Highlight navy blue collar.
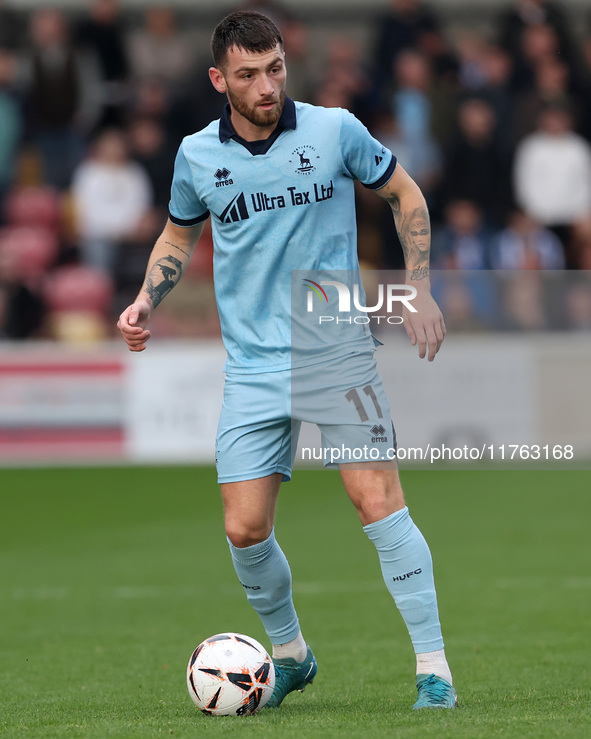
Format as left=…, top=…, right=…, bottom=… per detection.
left=218, top=96, right=296, bottom=155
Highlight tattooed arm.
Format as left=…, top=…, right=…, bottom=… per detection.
left=117, top=219, right=204, bottom=352
left=375, top=164, right=446, bottom=361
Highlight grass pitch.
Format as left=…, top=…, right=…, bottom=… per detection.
left=0, top=466, right=589, bottom=738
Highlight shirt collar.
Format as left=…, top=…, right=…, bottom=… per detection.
left=218, top=96, right=296, bottom=144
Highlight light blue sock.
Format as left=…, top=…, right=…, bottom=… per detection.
left=364, top=507, right=444, bottom=653
left=228, top=529, right=300, bottom=645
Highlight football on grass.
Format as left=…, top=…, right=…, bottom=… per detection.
left=187, top=633, right=275, bottom=716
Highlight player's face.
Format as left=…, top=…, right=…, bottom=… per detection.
left=210, top=44, right=287, bottom=135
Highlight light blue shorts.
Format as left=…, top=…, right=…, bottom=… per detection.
left=216, top=350, right=397, bottom=483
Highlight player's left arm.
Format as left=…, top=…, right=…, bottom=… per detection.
left=374, top=163, right=446, bottom=361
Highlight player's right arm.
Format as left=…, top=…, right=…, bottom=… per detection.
left=117, top=219, right=204, bottom=352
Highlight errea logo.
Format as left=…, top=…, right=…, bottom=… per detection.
left=214, top=167, right=233, bottom=187
left=370, top=424, right=388, bottom=443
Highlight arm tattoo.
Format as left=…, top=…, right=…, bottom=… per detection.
left=164, top=240, right=190, bottom=258
left=385, top=194, right=431, bottom=276
left=145, top=255, right=183, bottom=308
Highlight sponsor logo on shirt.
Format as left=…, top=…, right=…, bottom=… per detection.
left=216, top=182, right=334, bottom=222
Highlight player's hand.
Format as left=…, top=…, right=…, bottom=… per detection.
left=402, top=289, right=446, bottom=361
left=117, top=300, right=152, bottom=352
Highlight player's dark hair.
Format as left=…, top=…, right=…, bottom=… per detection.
left=211, top=10, right=283, bottom=70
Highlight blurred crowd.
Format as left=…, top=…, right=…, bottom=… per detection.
left=1, top=0, right=591, bottom=341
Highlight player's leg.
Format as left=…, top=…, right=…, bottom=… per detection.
left=340, top=463, right=456, bottom=708
left=223, top=474, right=303, bottom=647
left=216, top=371, right=316, bottom=706
left=222, top=475, right=317, bottom=707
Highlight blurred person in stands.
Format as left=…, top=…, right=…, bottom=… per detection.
left=23, top=8, right=101, bottom=190
left=127, top=6, right=195, bottom=90
left=0, top=49, right=22, bottom=214
left=499, top=1, right=575, bottom=85
left=455, top=31, right=490, bottom=92
left=432, top=199, right=495, bottom=270
left=72, top=128, right=152, bottom=274
left=564, top=277, right=591, bottom=331
left=76, top=0, right=129, bottom=130
left=373, top=0, right=443, bottom=94
left=391, top=51, right=444, bottom=187
left=478, top=45, right=515, bottom=154
left=507, top=21, right=580, bottom=96
left=568, top=215, right=591, bottom=270
left=513, top=102, right=591, bottom=264
left=0, top=230, right=45, bottom=339
left=490, top=209, right=565, bottom=269
left=512, top=57, right=576, bottom=143
left=500, top=270, right=548, bottom=330
left=0, top=0, right=24, bottom=50
left=443, top=97, right=512, bottom=226
left=372, top=107, right=441, bottom=197
left=312, top=36, right=372, bottom=123
left=128, top=116, right=176, bottom=214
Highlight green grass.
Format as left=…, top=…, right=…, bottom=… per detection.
left=0, top=467, right=589, bottom=738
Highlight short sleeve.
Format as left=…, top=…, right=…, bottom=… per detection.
left=339, top=109, right=397, bottom=190
left=168, top=143, right=209, bottom=226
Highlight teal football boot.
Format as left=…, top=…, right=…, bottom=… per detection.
left=265, top=646, right=317, bottom=708
left=413, top=673, right=457, bottom=709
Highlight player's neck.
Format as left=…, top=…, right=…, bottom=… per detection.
left=229, top=109, right=278, bottom=142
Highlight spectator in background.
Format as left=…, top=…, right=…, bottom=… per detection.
left=443, top=97, right=512, bottom=225
left=0, top=49, right=22, bottom=211
left=513, top=103, right=591, bottom=264
left=372, top=107, right=441, bottom=197
left=499, top=1, right=575, bottom=86
left=564, top=276, right=591, bottom=330
left=512, top=57, right=574, bottom=143
left=490, top=209, right=565, bottom=269
left=373, top=0, right=443, bottom=94
left=500, top=270, right=548, bottom=330
left=455, top=31, right=490, bottom=91
left=0, top=0, right=24, bottom=50
left=127, top=116, right=176, bottom=213
left=23, top=9, right=101, bottom=190
left=478, top=45, right=515, bottom=154
left=76, top=0, right=129, bottom=130
left=390, top=50, right=444, bottom=184
left=568, top=215, right=591, bottom=270
left=127, top=6, right=195, bottom=89
left=72, top=128, right=152, bottom=274
left=313, top=36, right=371, bottom=122
left=508, top=21, right=580, bottom=97
left=432, top=199, right=495, bottom=269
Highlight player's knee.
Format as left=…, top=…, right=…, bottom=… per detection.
left=353, top=484, right=405, bottom=526
left=225, top=521, right=272, bottom=549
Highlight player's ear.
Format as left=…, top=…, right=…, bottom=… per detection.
left=209, top=67, right=227, bottom=93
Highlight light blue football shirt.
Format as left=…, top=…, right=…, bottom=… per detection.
left=169, top=98, right=396, bottom=373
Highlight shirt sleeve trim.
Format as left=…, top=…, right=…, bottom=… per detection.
left=363, top=154, right=397, bottom=190
left=168, top=210, right=210, bottom=226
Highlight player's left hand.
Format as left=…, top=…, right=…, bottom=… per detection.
left=402, top=289, right=446, bottom=361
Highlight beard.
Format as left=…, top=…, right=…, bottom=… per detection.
left=226, top=85, right=286, bottom=130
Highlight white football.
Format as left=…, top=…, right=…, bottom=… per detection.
left=186, top=632, right=275, bottom=716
